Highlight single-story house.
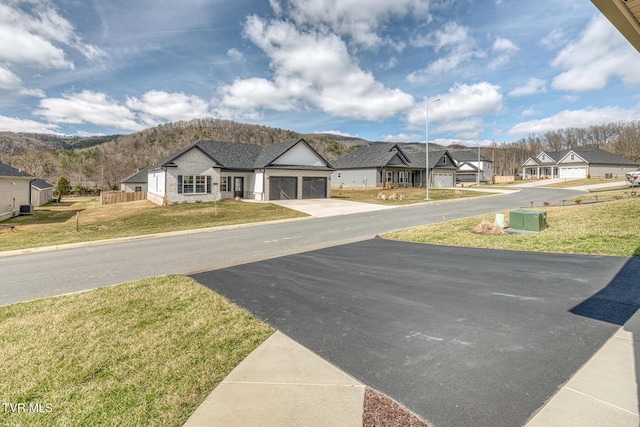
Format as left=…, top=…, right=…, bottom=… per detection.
left=331, top=143, right=457, bottom=189
left=522, top=147, right=639, bottom=179
left=450, top=150, right=494, bottom=183
left=31, top=179, right=54, bottom=206
left=0, top=161, right=33, bottom=221
left=147, top=138, right=333, bottom=205
left=120, top=168, right=148, bottom=193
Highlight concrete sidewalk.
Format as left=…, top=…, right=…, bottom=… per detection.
left=184, top=311, right=639, bottom=426
left=183, top=331, right=365, bottom=426
left=526, top=308, right=640, bottom=427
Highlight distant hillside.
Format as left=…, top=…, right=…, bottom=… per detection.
left=0, top=118, right=361, bottom=190
left=0, top=132, right=117, bottom=155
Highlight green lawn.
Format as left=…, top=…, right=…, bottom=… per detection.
left=0, top=276, right=273, bottom=427
left=332, top=187, right=489, bottom=205
left=0, top=197, right=306, bottom=252
left=383, top=197, right=640, bottom=257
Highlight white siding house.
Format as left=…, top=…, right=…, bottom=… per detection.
left=0, top=162, right=33, bottom=221
left=146, top=138, right=333, bottom=205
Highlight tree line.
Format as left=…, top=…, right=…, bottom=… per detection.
left=484, top=121, right=640, bottom=176
left=0, top=118, right=638, bottom=190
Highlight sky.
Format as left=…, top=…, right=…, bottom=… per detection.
left=1, top=0, right=640, bottom=145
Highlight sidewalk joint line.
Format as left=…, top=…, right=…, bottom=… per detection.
left=564, top=387, right=639, bottom=416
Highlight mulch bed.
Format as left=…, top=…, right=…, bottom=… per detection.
left=363, top=387, right=430, bottom=427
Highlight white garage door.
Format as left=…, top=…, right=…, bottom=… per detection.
left=433, top=173, right=454, bottom=188
left=559, top=167, right=587, bottom=178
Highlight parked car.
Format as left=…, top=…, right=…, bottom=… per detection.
left=626, top=169, right=640, bottom=186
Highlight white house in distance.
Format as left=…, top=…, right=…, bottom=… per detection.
left=0, top=161, right=33, bottom=221
left=449, top=149, right=494, bottom=184
left=522, top=147, right=638, bottom=179
left=31, top=179, right=54, bottom=206
left=331, top=143, right=457, bottom=189
left=147, top=138, right=333, bottom=205
left=120, top=168, right=148, bottom=193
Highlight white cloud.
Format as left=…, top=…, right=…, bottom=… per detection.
left=552, top=15, right=640, bottom=92
left=313, top=129, right=360, bottom=138
left=227, top=48, right=244, bottom=61
left=0, top=3, right=104, bottom=69
left=35, top=90, right=145, bottom=131
left=216, top=17, right=414, bottom=120
left=382, top=133, right=421, bottom=142
left=509, top=105, right=640, bottom=136
left=407, top=22, right=484, bottom=82
left=0, top=115, right=61, bottom=133
left=540, top=28, right=567, bottom=50
left=0, top=65, right=24, bottom=90
left=0, top=64, right=45, bottom=97
left=489, top=37, right=519, bottom=69
left=275, top=0, right=431, bottom=49
left=126, top=90, right=210, bottom=124
left=406, top=82, right=504, bottom=139
left=508, top=78, right=547, bottom=97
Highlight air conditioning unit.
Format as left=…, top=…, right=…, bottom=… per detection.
left=19, top=205, right=34, bottom=215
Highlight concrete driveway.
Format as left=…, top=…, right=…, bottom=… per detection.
left=191, top=238, right=640, bottom=427
left=270, top=198, right=397, bottom=217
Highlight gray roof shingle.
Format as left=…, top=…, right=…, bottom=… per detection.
left=31, top=179, right=54, bottom=189
left=0, top=161, right=33, bottom=178
left=149, top=138, right=332, bottom=171
left=332, top=144, right=412, bottom=169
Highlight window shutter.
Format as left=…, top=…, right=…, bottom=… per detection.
left=177, top=175, right=183, bottom=194
left=207, top=176, right=212, bottom=194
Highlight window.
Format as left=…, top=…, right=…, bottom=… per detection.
left=386, top=171, right=393, bottom=182
left=570, top=154, right=575, bottom=161
left=178, top=175, right=211, bottom=194
left=442, top=156, right=447, bottom=164
left=399, top=172, right=405, bottom=183
left=135, top=186, right=142, bottom=192
left=220, top=176, right=231, bottom=192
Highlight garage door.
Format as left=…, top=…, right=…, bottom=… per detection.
left=433, top=173, right=454, bottom=188
left=302, top=177, right=327, bottom=199
left=270, top=177, right=297, bottom=200
left=559, top=167, right=587, bottom=178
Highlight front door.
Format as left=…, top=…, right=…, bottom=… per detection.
left=234, top=177, right=244, bottom=198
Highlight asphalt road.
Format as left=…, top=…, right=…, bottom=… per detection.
left=191, top=238, right=640, bottom=427
left=0, top=187, right=580, bottom=306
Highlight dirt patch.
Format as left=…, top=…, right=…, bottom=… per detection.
left=472, top=220, right=507, bottom=235
left=363, top=387, right=430, bottom=426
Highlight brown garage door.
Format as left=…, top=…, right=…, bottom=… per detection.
left=302, top=177, right=327, bottom=199
left=269, top=177, right=297, bottom=200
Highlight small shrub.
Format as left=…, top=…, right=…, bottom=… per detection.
left=574, top=199, right=582, bottom=204
left=543, top=201, right=551, bottom=206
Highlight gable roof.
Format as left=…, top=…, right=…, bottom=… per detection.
left=449, top=149, right=492, bottom=164
left=149, top=138, right=332, bottom=171
left=31, top=179, right=54, bottom=190
left=0, top=161, right=33, bottom=178
left=332, top=143, right=412, bottom=169
left=523, top=147, right=637, bottom=167
left=560, top=147, right=638, bottom=165
left=121, top=168, right=149, bottom=183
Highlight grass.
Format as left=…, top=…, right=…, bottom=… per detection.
left=383, top=197, right=640, bottom=257
left=0, top=276, right=273, bottom=427
left=0, top=197, right=306, bottom=252
left=332, top=187, right=489, bottom=205
left=537, top=177, right=624, bottom=188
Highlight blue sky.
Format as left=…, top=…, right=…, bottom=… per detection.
left=1, top=0, right=640, bottom=145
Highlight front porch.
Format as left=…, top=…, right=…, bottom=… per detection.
left=523, top=166, right=558, bottom=179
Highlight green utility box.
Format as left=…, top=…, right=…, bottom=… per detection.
left=509, top=210, right=547, bottom=231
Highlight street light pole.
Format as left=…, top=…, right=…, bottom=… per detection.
left=425, top=98, right=441, bottom=200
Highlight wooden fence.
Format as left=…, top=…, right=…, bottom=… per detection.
left=492, top=175, right=517, bottom=184
left=101, top=191, right=147, bottom=205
